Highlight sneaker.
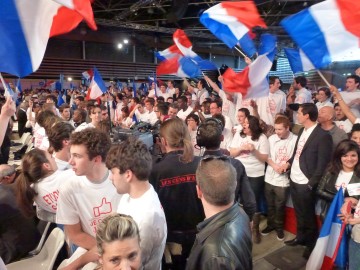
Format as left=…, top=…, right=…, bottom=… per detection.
left=261, top=226, right=275, bottom=236
left=276, top=230, right=285, bottom=241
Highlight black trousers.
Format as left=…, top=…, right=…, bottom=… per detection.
left=264, top=183, right=289, bottom=231
left=290, top=180, right=318, bottom=247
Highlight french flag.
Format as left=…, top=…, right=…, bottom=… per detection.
left=156, top=56, right=201, bottom=78
left=306, top=187, right=348, bottom=270
left=155, top=44, right=182, bottom=62
left=82, top=68, right=94, bottom=80
left=222, top=34, right=276, bottom=99
left=200, top=1, right=267, bottom=57
left=281, top=0, right=360, bottom=69
left=284, top=48, right=315, bottom=74
left=0, top=0, right=96, bottom=77
left=172, top=29, right=218, bottom=71
left=88, top=67, right=107, bottom=100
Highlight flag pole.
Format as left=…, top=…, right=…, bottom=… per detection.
left=317, top=70, right=331, bottom=88
left=201, top=71, right=211, bottom=88
left=234, top=46, right=247, bottom=58
left=0, top=73, right=10, bottom=97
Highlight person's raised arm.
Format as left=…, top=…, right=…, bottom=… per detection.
left=330, top=85, right=357, bottom=124
left=0, top=96, right=16, bottom=146
left=204, top=75, right=221, bottom=93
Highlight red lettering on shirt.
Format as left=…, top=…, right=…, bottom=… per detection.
left=159, top=174, right=196, bottom=188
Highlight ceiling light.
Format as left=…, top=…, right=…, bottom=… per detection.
left=117, top=43, right=123, bottom=49
left=123, top=39, right=129, bottom=44
left=67, top=77, right=72, bottom=82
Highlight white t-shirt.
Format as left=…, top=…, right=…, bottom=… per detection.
left=177, top=107, right=193, bottom=121
left=256, top=90, right=287, bottom=126
left=335, top=170, right=353, bottom=191
left=220, top=115, right=234, bottom=150
left=56, top=173, right=121, bottom=237
left=117, top=185, right=167, bottom=270
left=34, top=126, right=46, bottom=149
left=293, top=88, right=313, bottom=124
left=230, top=133, right=269, bottom=177
left=219, top=90, right=236, bottom=126
left=265, top=132, right=297, bottom=187
left=74, top=122, right=95, bottom=132
left=135, top=110, right=150, bottom=123
left=140, top=111, right=158, bottom=126
left=189, top=129, right=201, bottom=156
left=290, top=124, right=317, bottom=184
left=34, top=169, right=75, bottom=214
left=340, top=90, right=360, bottom=118
left=316, top=99, right=334, bottom=110
left=335, top=119, right=353, bottom=133
left=54, top=156, right=71, bottom=171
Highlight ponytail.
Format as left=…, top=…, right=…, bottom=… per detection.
left=15, top=148, right=52, bottom=217
left=160, top=118, right=194, bottom=163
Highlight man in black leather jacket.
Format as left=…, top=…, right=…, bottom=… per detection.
left=186, top=157, right=252, bottom=270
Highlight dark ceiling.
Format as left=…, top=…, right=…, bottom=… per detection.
left=89, top=0, right=323, bottom=51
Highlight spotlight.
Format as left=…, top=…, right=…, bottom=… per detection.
left=123, top=39, right=129, bottom=44
left=67, top=77, right=72, bottom=82
left=117, top=43, right=123, bottom=49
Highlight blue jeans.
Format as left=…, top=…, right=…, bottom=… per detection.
left=349, top=238, right=360, bottom=270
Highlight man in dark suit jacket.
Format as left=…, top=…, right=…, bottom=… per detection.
left=17, top=102, right=31, bottom=137
left=284, top=103, right=333, bottom=258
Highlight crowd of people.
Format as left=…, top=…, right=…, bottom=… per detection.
left=1, top=71, right=360, bottom=269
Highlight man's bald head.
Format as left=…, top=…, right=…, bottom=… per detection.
left=0, top=164, right=16, bottom=185
left=318, top=106, right=335, bottom=124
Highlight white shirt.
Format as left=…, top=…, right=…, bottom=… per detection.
left=335, top=170, right=353, bottom=191
left=177, top=107, right=193, bottom=121
left=293, top=88, right=313, bottom=124
left=34, top=169, right=75, bottom=214
left=219, top=90, right=236, bottom=126
left=335, top=119, right=353, bottom=133
left=74, top=122, right=95, bottom=132
left=54, top=156, right=71, bottom=171
left=290, top=124, right=317, bottom=184
left=340, top=90, right=360, bottom=118
left=220, top=115, right=234, bottom=150
left=316, top=99, right=334, bottom=110
left=117, top=185, right=167, bottom=270
left=56, top=173, right=121, bottom=237
left=140, top=111, right=158, bottom=126
left=265, top=132, right=297, bottom=187
left=256, top=90, right=287, bottom=126
left=230, top=133, right=269, bottom=177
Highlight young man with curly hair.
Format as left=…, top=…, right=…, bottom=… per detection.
left=56, top=128, right=121, bottom=269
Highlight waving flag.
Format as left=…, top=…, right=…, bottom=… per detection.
left=82, top=69, right=94, bottom=80
left=223, top=34, right=276, bottom=99
left=306, top=187, right=348, bottom=270
left=173, top=29, right=218, bottom=70
left=89, top=67, right=107, bottom=100
left=200, top=1, right=266, bottom=57
left=155, top=44, right=182, bottom=62
left=57, top=90, right=66, bottom=107
left=281, top=0, right=360, bottom=69
left=0, top=0, right=96, bottom=77
left=157, top=56, right=201, bottom=78
left=284, top=48, right=315, bottom=74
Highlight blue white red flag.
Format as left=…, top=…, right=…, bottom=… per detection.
left=284, top=48, right=315, bottom=74
left=89, top=67, right=107, bottom=99
left=155, top=44, right=182, bottom=62
left=57, top=91, right=65, bottom=107
left=281, top=0, right=360, bottom=69
left=0, top=0, right=96, bottom=77
left=200, top=1, right=267, bottom=57
left=306, top=187, right=347, bottom=270
left=222, top=34, right=276, bottom=99
left=15, top=78, right=22, bottom=93
left=82, top=69, right=94, bottom=80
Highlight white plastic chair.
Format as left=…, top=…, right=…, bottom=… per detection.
left=6, top=228, right=65, bottom=270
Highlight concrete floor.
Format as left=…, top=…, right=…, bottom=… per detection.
left=253, top=216, right=307, bottom=270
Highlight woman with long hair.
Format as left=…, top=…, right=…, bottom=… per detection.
left=96, top=213, right=142, bottom=270
left=229, top=115, right=269, bottom=244
left=149, top=118, right=204, bottom=269
left=16, top=148, right=73, bottom=222
left=317, top=140, right=360, bottom=221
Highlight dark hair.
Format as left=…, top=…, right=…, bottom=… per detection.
left=212, top=114, right=225, bottom=130
left=186, top=113, right=200, bottom=125
left=241, top=115, right=263, bottom=141
left=169, top=103, right=179, bottom=110
left=75, top=96, right=85, bottom=102
left=70, top=128, right=111, bottom=161
left=145, top=97, right=155, bottom=106
left=106, top=137, right=152, bottom=181
left=350, top=124, right=360, bottom=138
left=48, top=122, right=75, bottom=152
left=347, top=75, right=360, bottom=85
left=36, top=110, right=56, bottom=128
left=196, top=119, right=223, bottom=149
left=121, top=106, right=130, bottom=117
left=210, top=99, right=222, bottom=109
left=59, top=103, right=70, bottom=113
left=16, top=149, right=53, bottom=217
left=299, top=103, right=318, bottom=122
left=238, top=108, right=250, bottom=117
left=196, top=158, right=237, bottom=206
left=295, top=76, right=307, bottom=87
left=327, top=140, right=360, bottom=176
left=73, top=108, right=87, bottom=123
left=45, top=94, right=57, bottom=104
left=269, top=76, right=280, bottom=85
left=156, top=103, right=169, bottom=116
left=318, top=87, right=331, bottom=98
